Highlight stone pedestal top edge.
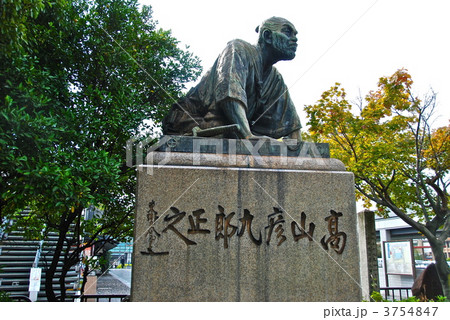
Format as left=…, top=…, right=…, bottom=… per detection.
left=155, top=135, right=331, bottom=158
left=145, top=151, right=346, bottom=171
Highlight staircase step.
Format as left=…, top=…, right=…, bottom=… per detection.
left=0, top=213, right=100, bottom=300
left=0, top=255, right=36, bottom=262
left=0, top=249, right=39, bottom=255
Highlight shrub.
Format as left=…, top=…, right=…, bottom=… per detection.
left=368, top=291, right=448, bottom=302
left=0, top=291, right=12, bottom=302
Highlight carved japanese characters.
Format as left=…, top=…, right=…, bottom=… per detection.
left=141, top=202, right=347, bottom=256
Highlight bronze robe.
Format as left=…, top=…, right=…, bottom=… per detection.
left=162, top=39, right=301, bottom=139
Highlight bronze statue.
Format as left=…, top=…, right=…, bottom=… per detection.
left=162, top=17, right=301, bottom=140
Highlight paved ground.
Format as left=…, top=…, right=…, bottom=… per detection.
left=109, top=268, right=132, bottom=287
left=96, top=269, right=131, bottom=296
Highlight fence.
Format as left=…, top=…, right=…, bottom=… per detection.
left=379, top=287, right=413, bottom=301
left=10, top=294, right=129, bottom=302
left=63, top=294, right=130, bottom=302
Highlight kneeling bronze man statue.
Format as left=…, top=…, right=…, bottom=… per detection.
left=162, top=17, right=301, bottom=141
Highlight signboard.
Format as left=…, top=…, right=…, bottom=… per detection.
left=383, top=240, right=415, bottom=276
left=29, top=268, right=42, bottom=292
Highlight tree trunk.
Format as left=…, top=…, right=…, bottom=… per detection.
left=44, top=208, right=79, bottom=301
left=59, top=265, right=68, bottom=302
left=45, top=227, right=68, bottom=301
left=80, top=264, right=89, bottom=295
left=429, top=238, right=450, bottom=298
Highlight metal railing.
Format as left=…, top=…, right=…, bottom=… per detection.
left=379, top=287, right=412, bottom=301
left=64, top=294, right=130, bottom=302
left=10, top=294, right=129, bottom=302
left=9, top=295, right=32, bottom=302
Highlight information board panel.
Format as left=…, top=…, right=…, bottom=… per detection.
left=383, top=240, right=415, bottom=276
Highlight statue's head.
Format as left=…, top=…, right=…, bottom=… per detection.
left=256, top=17, right=298, bottom=61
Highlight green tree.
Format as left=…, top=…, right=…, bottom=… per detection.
left=0, top=0, right=201, bottom=301
left=0, top=0, right=47, bottom=56
left=305, top=69, right=449, bottom=297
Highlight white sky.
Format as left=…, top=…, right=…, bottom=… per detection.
left=140, top=0, right=449, bottom=129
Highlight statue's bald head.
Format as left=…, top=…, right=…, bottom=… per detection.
left=256, top=17, right=296, bottom=45
left=255, top=17, right=298, bottom=62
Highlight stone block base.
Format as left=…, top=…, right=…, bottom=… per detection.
left=131, top=152, right=362, bottom=301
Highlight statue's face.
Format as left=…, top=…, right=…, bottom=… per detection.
left=271, top=22, right=298, bottom=61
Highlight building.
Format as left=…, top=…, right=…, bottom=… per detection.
left=109, top=242, right=133, bottom=268
left=375, top=214, right=450, bottom=289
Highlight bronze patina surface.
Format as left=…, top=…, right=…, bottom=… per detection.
left=163, top=17, right=301, bottom=140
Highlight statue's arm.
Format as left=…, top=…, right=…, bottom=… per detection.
left=219, top=100, right=253, bottom=139
left=220, top=99, right=301, bottom=140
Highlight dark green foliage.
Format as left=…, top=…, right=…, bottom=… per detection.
left=0, top=291, right=12, bottom=302
left=0, top=266, right=12, bottom=302
left=0, top=0, right=201, bottom=300
left=98, top=250, right=112, bottom=274
left=369, top=291, right=448, bottom=302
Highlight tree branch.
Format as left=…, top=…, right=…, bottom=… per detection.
left=427, top=175, right=448, bottom=215
left=356, top=176, right=435, bottom=241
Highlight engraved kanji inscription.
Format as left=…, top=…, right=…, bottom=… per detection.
left=140, top=203, right=349, bottom=256
left=237, top=209, right=262, bottom=245
left=320, top=210, right=347, bottom=254
left=291, top=211, right=315, bottom=242
left=215, top=205, right=238, bottom=249
left=188, top=209, right=211, bottom=234
left=162, top=207, right=197, bottom=246
left=265, top=207, right=286, bottom=246
left=140, top=201, right=169, bottom=256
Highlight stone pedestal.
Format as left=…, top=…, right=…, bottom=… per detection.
left=131, top=139, right=363, bottom=301
left=357, top=210, right=380, bottom=300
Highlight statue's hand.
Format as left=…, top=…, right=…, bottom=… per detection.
left=284, top=129, right=302, bottom=151
left=246, top=134, right=273, bottom=140
left=287, top=129, right=301, bottom=141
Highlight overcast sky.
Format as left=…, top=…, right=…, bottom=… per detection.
left=140, top=0, right=449, bottom=129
